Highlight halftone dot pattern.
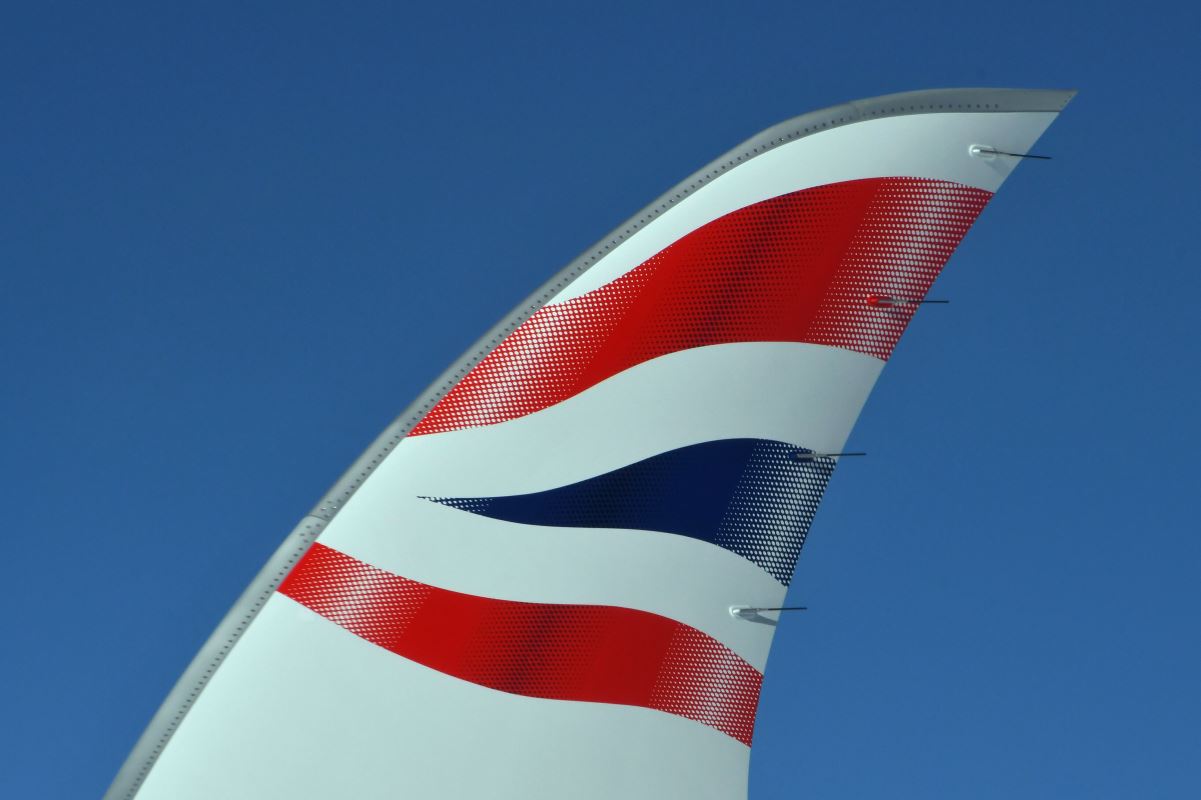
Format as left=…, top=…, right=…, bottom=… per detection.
left=412, top=177, right=990, bottom=436
left=809, top=179, right=990, bottom=356
left=716, top=441, right=835, bottom=584
left=651, top=627, right=763, bottom=747
left=279, top=543, right=762, bottom=745
left=413, top=263, right=658, bottom=434
left=277, top=542, right=431, bottom=652
left=426, top=438, right=834, bottom=585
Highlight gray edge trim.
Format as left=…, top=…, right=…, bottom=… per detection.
left=104, top=87, right=1075, bottom=799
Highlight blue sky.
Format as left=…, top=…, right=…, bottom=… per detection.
left=3, top=2, right=1198, bottom=797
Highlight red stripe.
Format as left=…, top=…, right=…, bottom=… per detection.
left=279, top=543, right=763, bottom=745
left=412, top=177, right=989, bottom=435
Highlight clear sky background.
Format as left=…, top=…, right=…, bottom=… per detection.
left=3, top=2, right=1198, bottom=797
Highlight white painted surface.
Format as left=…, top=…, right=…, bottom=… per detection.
left=139, top=597, right=751, bottom=800
left=394, top=342, right=883, bottom=498
left=553, top=112, right=1058, bottom=303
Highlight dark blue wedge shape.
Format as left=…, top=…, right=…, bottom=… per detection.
left=425, top=439, right=835, bottom=585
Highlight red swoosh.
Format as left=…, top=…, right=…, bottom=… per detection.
left=279, top=543, right=763, bottom=745
left=412, top=178, right=989, bottom=435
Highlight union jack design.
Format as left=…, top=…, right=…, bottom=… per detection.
left=295, top=175, right=986, bottom=747
left=109, top=90, right=1074, bottom=800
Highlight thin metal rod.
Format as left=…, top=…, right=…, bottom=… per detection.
left=991, top=150, right=1052, bottom=160
left=793, top=451, right=866, bottom=460
left=868, top=296, right=950, bottom=306
left=742, top=606, right=808, bottom=612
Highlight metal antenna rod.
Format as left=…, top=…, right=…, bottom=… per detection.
left=730, top=605, right=808, bottom=620
left=791, top=451, right=866, bottom=461
left=969, top=144, right=1052, bottom=160
left=990, top=150, right=1052, bottom=160
left=868, top=294, right=950, bottom=307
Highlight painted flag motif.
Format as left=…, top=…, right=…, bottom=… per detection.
left=426, top=439, right=835, bottom=585
left=412, top=178, right=990, bottom=436
left=109, top=89, right=1074, bottom=800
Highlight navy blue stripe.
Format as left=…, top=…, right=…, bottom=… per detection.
left=425, top=439, right=835, bottom=585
